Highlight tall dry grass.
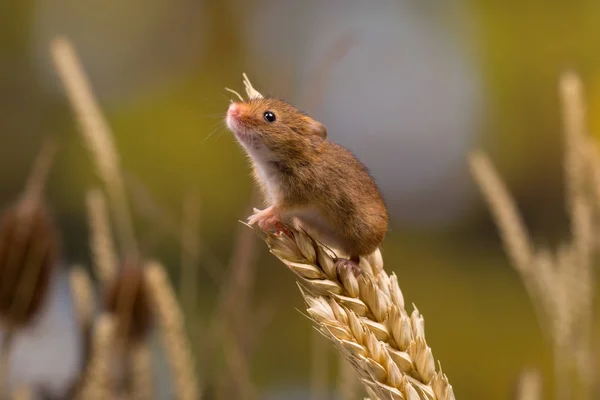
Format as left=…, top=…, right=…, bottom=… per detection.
left=470, top=71, right=599, bottom=400
left=0, top=137, right=59, bottom=397
left=50, top=36, right=199, bottom=399
left=51, top=38, right=138, bottom=260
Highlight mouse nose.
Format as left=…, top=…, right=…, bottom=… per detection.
left=227, top=103, right=243, bottom=118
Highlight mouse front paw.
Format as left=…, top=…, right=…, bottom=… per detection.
left=247, top=206, right=276, bottom=226
left=248, top=206, right=290, bottom=236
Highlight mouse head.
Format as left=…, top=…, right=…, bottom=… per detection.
left=226, top=97, right=327, bottom=165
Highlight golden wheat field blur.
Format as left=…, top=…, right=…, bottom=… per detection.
left=2, top=2, right=600, bottom=400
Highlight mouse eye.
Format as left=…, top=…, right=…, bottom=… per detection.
left=263, top=111, right=276, bottom=123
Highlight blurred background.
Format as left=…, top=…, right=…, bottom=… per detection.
left=2, top=0, right=600, bottom=398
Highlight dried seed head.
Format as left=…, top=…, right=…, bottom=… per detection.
left=316, top=246, right=336, bottom=280
left=408, top=337, right=435, bottom=384
left=305, top=295, right=336, bottom=323
left=0, top=202, right=60, bottom=328
left=104, top=263, right=153, bottom=342
left=410, top=307, right=425, bottom=340
left=432, top=369, right=455, bottom=400
left=388, top=273, right=405, bottom=310
left=294, top=230, right=317, bottom=263
left=359, top=275, right=390, bottom=322
left=339, top=267, right=360, bottom=297
left=250, top=218, right=453, bottom=397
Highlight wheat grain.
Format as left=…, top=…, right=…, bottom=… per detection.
left=145, top=261, right=198, bottom=400
left=253, top=226, right=454, bottom=400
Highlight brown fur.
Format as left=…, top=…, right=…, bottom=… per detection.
left=227, top=97, right=388, bottom=257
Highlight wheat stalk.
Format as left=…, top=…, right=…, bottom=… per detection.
left=514, top=369, right=542, bottom=400
left=252, top=226, right=454, bottom=400
left=69, top=265, right=96, bottom=329
left=21, top=137, right=56, bottom=210
left=77, top=314, right=116, bottom=400
left=469, top=71, right=598, bottom=399
left=129, top=341, right=154, bottom=400
left=558, top=72, right=595, bottom=396
left=339, top=355, right=362, bottom=400
left=145, top=261, right=198, bottom=400
left=86, top=189, right=118, bottom=286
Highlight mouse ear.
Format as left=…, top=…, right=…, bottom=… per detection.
left=309, top=120, right=327, bottom=139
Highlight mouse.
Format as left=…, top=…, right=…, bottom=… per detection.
left=225, top=84, right=388, bottom=275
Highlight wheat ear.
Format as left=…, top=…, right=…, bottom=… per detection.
left=50, top=37, right=138, bottom=259
left=145, top=261, right=198, bottom=400
left=470, top=72, right=598, bottom=399
left=252, top=226, right=454, bottom=400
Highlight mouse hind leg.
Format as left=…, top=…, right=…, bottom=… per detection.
left=335, top=254, right=361, bottom=278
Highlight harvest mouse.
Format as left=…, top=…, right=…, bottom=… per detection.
left=225, top=76, right=388, bottom=274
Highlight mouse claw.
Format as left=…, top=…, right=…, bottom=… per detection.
left=271, top=221, right=292, bottom=238
left=335, top=258, right=362, bottom=278
left=247, top=213, right=260, bottom=225
left=247, top=206, right=291, bottom=237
